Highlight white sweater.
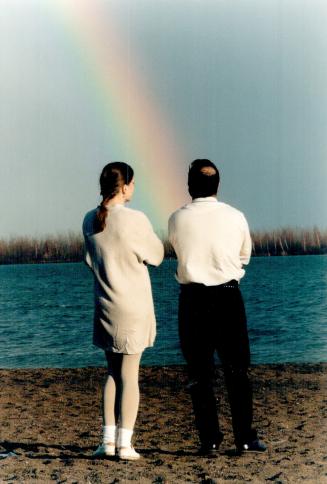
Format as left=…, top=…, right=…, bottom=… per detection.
left=83, top=204, right=164, bottom=354
left=168, top=197, right=252, bottom=286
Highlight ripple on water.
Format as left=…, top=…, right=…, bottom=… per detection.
left=0, top=256, right=326, bottom=367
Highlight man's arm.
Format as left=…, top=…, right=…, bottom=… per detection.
left=240, top=217, right=252, bottom=265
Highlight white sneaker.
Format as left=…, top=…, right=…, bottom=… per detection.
left=92, top=443, right=115, bottom=457
left=118, top=446, right=141, bottom=461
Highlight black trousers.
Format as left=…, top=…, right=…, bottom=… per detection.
left=178, top=281, right=257, bottom=448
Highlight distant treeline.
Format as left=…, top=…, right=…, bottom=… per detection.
left=251, top=228, right=327, bottom=256
left=0, top=233, right=83, bottom=265
left=0, top=228, right=326, bottom=264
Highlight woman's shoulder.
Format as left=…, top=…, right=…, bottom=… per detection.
left=83, top=207, right=98, bottom=220
left=82, top=208, right=98, bottom=234
left=118, top=206, right=150, bottom=224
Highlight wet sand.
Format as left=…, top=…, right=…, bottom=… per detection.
left=0, top=364, right=326, bottom=483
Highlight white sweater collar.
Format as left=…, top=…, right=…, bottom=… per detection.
left=192, top=196, right=218, bottom=203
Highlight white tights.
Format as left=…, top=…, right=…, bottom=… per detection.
left=103, top=352, right=142, bottom=431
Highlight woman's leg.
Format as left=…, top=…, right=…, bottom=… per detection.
left=93, top=352, right=122, bottom=455
left=119, top=353, right=142, bottom=430
left=117, top=353, right=142, bottom=459
left=103, top=352, right=122, bottom=426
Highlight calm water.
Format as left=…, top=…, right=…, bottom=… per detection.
left=0, top=256, right=326, bottom=368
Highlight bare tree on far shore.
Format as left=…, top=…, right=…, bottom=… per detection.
left=250, top=227, right=327, bottom=257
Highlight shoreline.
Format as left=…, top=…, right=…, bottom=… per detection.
left=1, top=362, right=327, bottom=369
left=1, top=252, right=327, bottom=266
left=1, top=364, right=326, bottom=482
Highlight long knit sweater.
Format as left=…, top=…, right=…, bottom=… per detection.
left=83, top=204, right=164, bottom=354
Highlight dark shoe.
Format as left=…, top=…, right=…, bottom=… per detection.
left=237, top=439, right=266, bottom=453
left=198, top=441, right=222, bottom=456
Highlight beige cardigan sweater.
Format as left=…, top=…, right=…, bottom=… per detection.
left=83, top=204, right=164, bottom=354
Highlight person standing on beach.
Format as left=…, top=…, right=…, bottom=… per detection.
left=168, top=159, right=266, bottom=455
left=83, top=162, right=164, bottom=460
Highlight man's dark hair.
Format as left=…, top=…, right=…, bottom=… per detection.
left=188, top=159, right=220, bottom=199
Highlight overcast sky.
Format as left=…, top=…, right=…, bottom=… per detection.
left=1, top=0, right=327, bottom=236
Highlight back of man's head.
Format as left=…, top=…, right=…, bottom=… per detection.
left=188, top=159, right=220, bottom=199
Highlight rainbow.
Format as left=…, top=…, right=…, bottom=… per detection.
left=53, top=0, right=188, bottom=229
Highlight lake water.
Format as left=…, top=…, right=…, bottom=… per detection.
left=0, top=256, right=326, bottom=368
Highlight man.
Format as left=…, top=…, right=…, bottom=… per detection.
left=168, top=159, right=266, bottom=455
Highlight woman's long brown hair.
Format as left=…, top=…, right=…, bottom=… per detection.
left=94, top=162, right=134, bottom=233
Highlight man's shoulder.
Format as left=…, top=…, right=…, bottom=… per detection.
left=217, top=202, right=247, bottom=221
left=168, top=203, right=192, bottom=223
left=169, top=201, right=248, bottom=227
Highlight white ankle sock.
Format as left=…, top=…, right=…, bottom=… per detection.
left=117, top=428, right=133, bottom=448
left=103, top=425, right=116, bottom=444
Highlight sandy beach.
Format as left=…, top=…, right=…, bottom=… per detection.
left=0, top=364, right=326, bottom=483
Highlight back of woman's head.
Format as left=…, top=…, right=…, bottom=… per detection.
left=94, top=162, right=134, bottom=233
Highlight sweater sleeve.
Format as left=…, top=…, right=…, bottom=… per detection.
left=132, top=212, right=164, bottom=266
left=240, top=216, right=252, bottom=266
left=82, top=212, right=94, bottom=271
left=168, top=214, right=175, bottom=247
left=84, top=244, right=93, bottom=270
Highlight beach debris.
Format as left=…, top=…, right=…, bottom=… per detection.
left=199, top=473, right=217, bottom=484
left=266, top=472, right=283, bottom=481
left=0, top=451, right=18, bottom=459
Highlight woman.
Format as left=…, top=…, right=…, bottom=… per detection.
left=83, top=162, right=164, bottom=460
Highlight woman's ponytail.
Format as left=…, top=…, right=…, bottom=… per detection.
left=93, top=162, right=134, bottom=234
left=94, top=199, right=109, bottom=234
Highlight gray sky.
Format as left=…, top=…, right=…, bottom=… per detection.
left=1, top=0, right=326, bottom=236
